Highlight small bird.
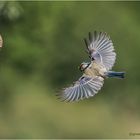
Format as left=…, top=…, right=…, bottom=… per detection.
left=58, top=31, right=125, bottom=102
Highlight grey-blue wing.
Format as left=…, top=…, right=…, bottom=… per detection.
left=59, top=75, right=104, bottom=102
left=84, top=31, right=116, bottom=70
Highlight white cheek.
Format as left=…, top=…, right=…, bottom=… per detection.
left=88, top=65, right=92, bottom=69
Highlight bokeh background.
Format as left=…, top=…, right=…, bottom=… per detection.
left=0, top=1, right=140, bottom=139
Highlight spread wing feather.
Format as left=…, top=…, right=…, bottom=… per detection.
left=58, top=76, right=104, bottom=102
left=84, top=31, right=116, bottom=70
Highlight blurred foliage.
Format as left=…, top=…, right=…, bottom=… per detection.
left=0, top=1, right=140, bottom=139
left=0, top=1, right=23, bottom=22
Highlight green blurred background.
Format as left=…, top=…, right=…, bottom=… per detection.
left=0, top=1, right=140, bottom=139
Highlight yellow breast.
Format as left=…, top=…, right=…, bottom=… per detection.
left=84, top=61, right=107, bottom=77
left=84, top=67, right=99, bottom=77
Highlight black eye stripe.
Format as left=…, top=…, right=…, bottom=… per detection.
left=83, top=65, right=89, bottom=70
left=79, top=62, right=91, bottom=71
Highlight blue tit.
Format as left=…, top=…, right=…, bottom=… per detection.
left=58, top=31, right=125, bottom=102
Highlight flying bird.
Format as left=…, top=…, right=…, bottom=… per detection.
left=58, top=31, right=125, bottom=102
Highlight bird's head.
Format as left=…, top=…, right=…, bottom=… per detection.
left=79, top=62, right=90, bottom=72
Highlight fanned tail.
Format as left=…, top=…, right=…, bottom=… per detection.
left=106, top=71, right=125, bottom=79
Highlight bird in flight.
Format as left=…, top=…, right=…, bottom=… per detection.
left=58, top=31, right=125, bottom=102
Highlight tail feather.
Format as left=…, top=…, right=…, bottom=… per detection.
left=106, top=71, right=125, bottom=79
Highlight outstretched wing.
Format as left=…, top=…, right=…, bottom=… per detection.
left=84, top=31, right=116, bottom=70
left=58, top=75, right=104, bottom=102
